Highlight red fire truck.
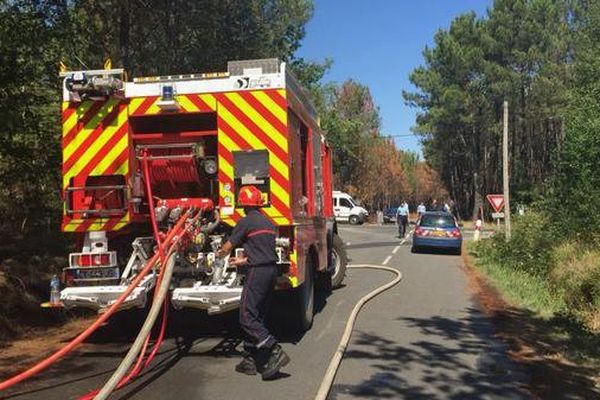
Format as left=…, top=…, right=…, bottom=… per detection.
left=58, top=59, right=347, bottom=330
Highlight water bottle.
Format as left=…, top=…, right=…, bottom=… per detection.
left=50, top=275, right=60, bottom=305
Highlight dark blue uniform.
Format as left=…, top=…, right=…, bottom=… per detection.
left=229, top=209, right=278, bottom=351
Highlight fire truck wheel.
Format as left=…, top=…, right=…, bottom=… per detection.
left=291, top=254, right=315, bottom=332
left=331, top=234, right=347, bottom=288
left=316, top=270, right=333, bottom=294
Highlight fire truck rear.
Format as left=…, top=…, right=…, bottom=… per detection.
left=58, top=59, right=347, bottom=330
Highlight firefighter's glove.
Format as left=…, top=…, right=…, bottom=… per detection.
left=228, top=257, right=248, bottom=267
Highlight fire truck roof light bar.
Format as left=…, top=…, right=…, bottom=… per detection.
left=59, top=68, right=124, bottom=78
left=133, top=72, right=229, bottom=83
left=227, top=59, right=281, bottom=75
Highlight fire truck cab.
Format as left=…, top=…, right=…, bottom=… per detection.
left=58, top=59, right=347, bottom=330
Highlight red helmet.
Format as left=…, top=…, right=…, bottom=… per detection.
left=238, top=185, right=264, bottom=207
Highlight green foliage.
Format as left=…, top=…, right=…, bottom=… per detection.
left=551, top=243, right=600, bottom=315
left=471, top=241, right=566, bottom=316
left=476, top=227, right=600, bottom=331
left=476, top=211, right=557, bottom=277
left=319, top=80, right=380, bottom=185
left=58, top=0, right=314, bottom=75
left=289, top=56, right=332, bottom=107
left=0, top=1, right=66, bottom=255
left=405, top=0, right=575, bottom=218
left=474, top=1, right=600, bottom=334
left=546, top=0, right=600, bottom=241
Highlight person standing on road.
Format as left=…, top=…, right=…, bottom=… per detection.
left=428, top=199, right=437, bottom=212
left=429, top=199, right=444, bottom=212
left=417, top=202, right=426, bottom=218
left=396, top=200, right=409, bottom=238
left=216, top=185, right=290, bottom=380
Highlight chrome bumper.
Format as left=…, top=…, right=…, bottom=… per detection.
left=60, top=274, right=156, bottom=312
left=171, top=284, right=242, bottom=315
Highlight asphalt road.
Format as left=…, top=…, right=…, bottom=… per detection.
left=3, top=225, right=526, bottom=400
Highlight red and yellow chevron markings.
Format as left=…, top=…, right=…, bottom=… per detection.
left=215, top=89, right=290, bottom=226
left=63, top=212, right=131, bottom=233
left=61, top=98, right=137, bottom=232
left=128, top=94, right=217, bottom=116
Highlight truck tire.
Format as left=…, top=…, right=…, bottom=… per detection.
left=294, top=256, right=315, bottom=331
left=349, top=215, right=360, bottom=225
left=330, top=234, right=347, bottom=288
left=271, top=255, right=315, bottom=334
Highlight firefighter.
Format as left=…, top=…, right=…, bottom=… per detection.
left=216, top=185, right=290, bottom=380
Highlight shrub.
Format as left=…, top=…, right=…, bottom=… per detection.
left=551, top=244, right=600, bottom=329
left=476, top=211, right=556, bottom=277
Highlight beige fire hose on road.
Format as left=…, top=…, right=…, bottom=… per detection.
left=94, top=251, right=177, bottom=400
left=314, top=264, right=403, bottom=400
left=96, top=261, right=401, bottom=399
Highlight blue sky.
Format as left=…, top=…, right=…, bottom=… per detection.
left=296, top=0, right=492, bottom=156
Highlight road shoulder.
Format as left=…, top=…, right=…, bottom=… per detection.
left=462, top=248, right=600, bottom=399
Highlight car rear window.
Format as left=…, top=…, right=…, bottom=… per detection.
left=420, top=215, right=456, bottom=228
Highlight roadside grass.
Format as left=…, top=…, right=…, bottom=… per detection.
left=467, top=234, right=600, bottom=396
left=472, top=249, right=565, bottom=318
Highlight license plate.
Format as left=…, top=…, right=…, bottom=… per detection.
left=432, top=231, right=446, bottom=237
left=75, top=267, right=119, bottom=280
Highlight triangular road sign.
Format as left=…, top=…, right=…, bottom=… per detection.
left=486, top=194, right=505, bottom=213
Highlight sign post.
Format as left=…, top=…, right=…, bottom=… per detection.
left=503, top=101, right=512, bottom=240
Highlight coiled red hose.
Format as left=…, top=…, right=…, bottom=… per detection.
left=142, top=151, right=164, bottom=263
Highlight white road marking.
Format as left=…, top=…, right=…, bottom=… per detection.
left=397, top=229, right=414, bottom=245
left=392, top=246, right=400, bottom=254
left=346, top=242, right=351, bottom=246
left=382, top=255, right=392, bottom=265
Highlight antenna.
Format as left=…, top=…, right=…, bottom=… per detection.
left=74, top=55, right=89, bottom=70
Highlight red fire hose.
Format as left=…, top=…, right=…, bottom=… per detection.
left=0, top=210, right=194, bottom=393
left=78, top=286, right=169, bottom=400
left=78, top=152, right=177, bottom=399
left=142, top=151, right=164, bottom=263
left=78, top=270, right=170, bottom=400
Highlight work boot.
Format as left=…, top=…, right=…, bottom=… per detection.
left=261, top=344, right=290, bottom=380
left=235, top=353, right=257, bottom=375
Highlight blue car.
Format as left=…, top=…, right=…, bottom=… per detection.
left=412, top=212, right=462, bottom=255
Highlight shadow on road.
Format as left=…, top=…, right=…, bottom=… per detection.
left=347, top=241, right=403, bottom=250
left=411, top=246, right=461, bottom=257
left=329, top=300, right=600, bottom=400
left=329, top=307, right=528, bottom=400
left=2, top=285, right=335, bottom=398
left=2, top=364, right=116, bottom=399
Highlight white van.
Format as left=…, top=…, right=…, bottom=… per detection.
left=333, top=191, right=369, bottom=225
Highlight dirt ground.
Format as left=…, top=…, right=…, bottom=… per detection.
left=0, top=316, right=95, bottom=380
left=462, top=250, right=600, bottom=400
